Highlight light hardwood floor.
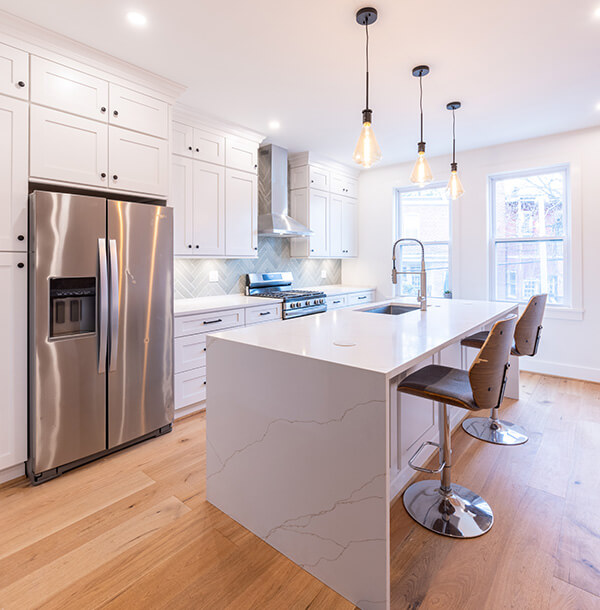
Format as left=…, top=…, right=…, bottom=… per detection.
left=0, top=372, right=598, bottom=609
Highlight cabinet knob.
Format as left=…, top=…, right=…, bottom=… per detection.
left=101, top=172, right=106, bottom=178
left=17, top=234, right=24, bottom=241
left=188, top=244, right=192, bottom=248
left=311, top=179, right=314, bottom=183
left=254, top=247, right=258, bottom=250
left=203, top=381, right=207, bottom=385
left=254, top=164, right=257, bottom=169
left=188, top=146, right=193, bottom=151
left=100, top=106, right=106, bottom=113
left=311, top=249, right=314, bottom=252
left=195, top=148, right=200, bottom=152
left=17, top=262, right=24, bottom=268
left=195, top=245, right=199, bottom=249
left=112, top=175, right=118, bottom=180
left=113, top=110, right=119, bottom=117
left=17, top=81, right=25, bottom=88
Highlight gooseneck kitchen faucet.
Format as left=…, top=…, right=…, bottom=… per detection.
left=392, top=238, right=427, bottom=311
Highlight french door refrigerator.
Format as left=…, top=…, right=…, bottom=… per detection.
left=28, top=191, right=174, bottom=484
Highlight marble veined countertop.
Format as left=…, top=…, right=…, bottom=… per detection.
left=208, top=297, right=517, bottom=378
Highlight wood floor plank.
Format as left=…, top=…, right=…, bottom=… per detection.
left=550, top=577, right=600, bottom=609
left=0, top=496, right=190, bottom=609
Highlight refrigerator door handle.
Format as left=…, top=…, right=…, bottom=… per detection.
left=108, top=239, right=119, bottom=372
left=98, top=238, right=109, bottom=374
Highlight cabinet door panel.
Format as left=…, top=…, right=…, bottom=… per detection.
left=175, top=333, right=207, bottom=374
left=0, top=42, right=28, bottom=100
left=225, top=169, right=257, bottom=257
left=0, top=252, right=27, bottom=470
left=30, top=56, right=109, bottom=121
left=225, top=137, right=258, bottom=173
left=172, top=121, right=194, bottom=157
left=309, top=166, right=330, bottom=191
left=193, top=160, right=225, bottom=255
left=194, top=128, right=225, bottom=164
left=342, top=197, right=358, bottom=256
left=329, top=194, right=344, bottom=258
left=170, top=156, right=194, bottom=255
left=175, top=367, right=206, bottom=409
left=30, top=106, right=108, bottom=187
left=109, top=126, right=168, bottom=196
left=109, top=84, right=168, bottom=139
left=309, top=190, right=329, bottom=257
left=331, top=172, right=358, bottom=198
left=0, top=96, right=28, bottom=251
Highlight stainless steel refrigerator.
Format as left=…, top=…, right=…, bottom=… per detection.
left=28, top=191, right=174, bottom=484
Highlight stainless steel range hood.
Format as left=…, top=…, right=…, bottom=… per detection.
left=258, top=144, right=312, bottom=237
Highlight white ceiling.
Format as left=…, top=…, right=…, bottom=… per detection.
left=2, top=1, right=600, bottom=166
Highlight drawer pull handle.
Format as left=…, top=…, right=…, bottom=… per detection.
left=203, top=318, right=222, bottom=325
left=17, top=81, right=26, bottom=88
left=259, top=311, right=271, bottom=316
left=333, top=300, right=341, bottom=304
left=358, top=296, right=367, bottom=300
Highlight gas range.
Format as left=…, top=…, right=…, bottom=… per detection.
left=245, top=272, right=327, bottom=319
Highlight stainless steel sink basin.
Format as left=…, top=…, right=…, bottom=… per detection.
left=361, top=304, right=420, bottom=315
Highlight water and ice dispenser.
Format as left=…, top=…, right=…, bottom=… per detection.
left=49, top=277, right=96, bottom=338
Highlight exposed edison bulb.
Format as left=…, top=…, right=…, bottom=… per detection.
left=410, top=149, right=433, bottom=186
left=446, top=165, right=465, bottom=200
left=353, top=114, right=382, bottom=168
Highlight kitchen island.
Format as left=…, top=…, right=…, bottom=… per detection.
left=206, top=298, right=518, bottom=610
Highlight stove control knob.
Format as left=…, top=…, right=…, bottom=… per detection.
left=290, top=303, right=295, bottom=308
left=305, top=300, right=310, bottom=306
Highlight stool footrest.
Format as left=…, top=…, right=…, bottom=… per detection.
left=408, top=441, right=445, bottom=474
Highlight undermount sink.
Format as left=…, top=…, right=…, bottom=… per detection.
left=360, top=304, right=421, bottom=315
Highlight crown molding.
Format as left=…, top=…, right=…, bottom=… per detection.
left=0, top=10, right=186, bottom=101
left=174, top=103, right=265, bottom=144
left=288, top=151, right=359, bottom=177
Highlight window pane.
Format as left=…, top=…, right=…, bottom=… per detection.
left=399, top=187, right=449, bottom=242
left=398, top=243, right=450, bottom=298
left=494, top=170, right=566, bottom=238
left=495, top=240, right=564, bottom=305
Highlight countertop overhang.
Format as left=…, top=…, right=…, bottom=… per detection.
left=208, top=297, right=517, bottom=378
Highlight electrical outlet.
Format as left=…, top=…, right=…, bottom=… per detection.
left=209, top=270, right=219, bottom=283
left=321, top=269, right=327, bottom=279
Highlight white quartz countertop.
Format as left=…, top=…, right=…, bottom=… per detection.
left=174, top=294, right=282, bottom=317
left=300, top=284, right=376, bottom=296
left=208, top=298, right=517, bottom=378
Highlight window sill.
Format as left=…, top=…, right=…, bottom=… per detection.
left=543, top=307, right=584, bottom=321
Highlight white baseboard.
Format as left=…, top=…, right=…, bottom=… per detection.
left=174, top=401, right=205, bottom=420
left=0, top=462, right=25, bottom=485
left=521, top=359, right=600, bottom=383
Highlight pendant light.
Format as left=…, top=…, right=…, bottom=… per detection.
left=410, top=65, right=433, bottom=186
left=446, top=101, right=465, bottom=200
left=353, top=7, right=382, bottom=168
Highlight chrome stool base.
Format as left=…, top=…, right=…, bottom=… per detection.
left=462, top=417, right=528, bottom=446
left=403, top=479, right=494, bottom=538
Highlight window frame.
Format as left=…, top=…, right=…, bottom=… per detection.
left=488, top=164, right=572, bottom=309
left=395, top=182, right=452, bottom=298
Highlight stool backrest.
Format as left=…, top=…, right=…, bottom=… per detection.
left=469, top=315, right=518, bottom=410
left=514, top=294, right=547, bottom=356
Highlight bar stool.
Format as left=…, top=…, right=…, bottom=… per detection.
left=460, top=294, right=547, bottom=446
left=398, top=315, right=517, bottom=538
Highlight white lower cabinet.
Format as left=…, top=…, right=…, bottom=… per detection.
left=0, top=252, right=27, bottom=471
left=30, top=106, right=108, bottom=188
left=327, top=294, right=348, bottom=309
left=108, top=126, right=168, bottom=196
left=245, top=303, right=281, bottom=325
left=347, top=291, right=373, bottom=306
left=175, top=367, right=207, bottom=410
left=0, top=95, right=28, bottom=252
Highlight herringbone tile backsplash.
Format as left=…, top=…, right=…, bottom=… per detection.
left=174, top=237, right=342, bottom=298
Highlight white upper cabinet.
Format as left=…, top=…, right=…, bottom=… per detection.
left=290, top=189, right=329, bottom=258
left=171, top=155, right=194, bottom=255
left=226, top=137, right=258, bottom=173
left=308, top=166, right=330, bottom=192
left=0, top=251, right=27, bottom=471
left=225, top=169, right=257, bottom=257
left=172, top=121, right=194, bottom=157
left=30, top=56, right=109, bottom=122
left=0, top=42, right=28, bottom=100
left=30, top=106, right=108, bottom=188
left=0, top=96, right=28, bottom=252
left=341, top=197, right=358, bottom=256
left=193, top=160, right=225, bottom=256
left=194, top=128, right=225, bottom=165
left=331, top=172, right=358, bottom=198
left=109, top=83, right=169, bottom=139
left=108, top=126, right=168, bottom=196
left=329, top=195, right=344, bottom=258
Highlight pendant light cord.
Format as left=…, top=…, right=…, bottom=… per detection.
left=365, top=21, right=370, bottom=110
left=452, top=109, right=456, bottom=164
left=419, top=75, right=424, bottom=142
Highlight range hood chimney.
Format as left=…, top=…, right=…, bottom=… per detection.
left=258, top=144, right=312, bottom=237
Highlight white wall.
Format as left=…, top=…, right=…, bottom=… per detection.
left=343, top=126, right=600, bottom=382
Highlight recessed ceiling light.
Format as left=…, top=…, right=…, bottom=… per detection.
left=126, top=11, right=147, bottom=27
left=268, top=120, right=281, bottom=130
